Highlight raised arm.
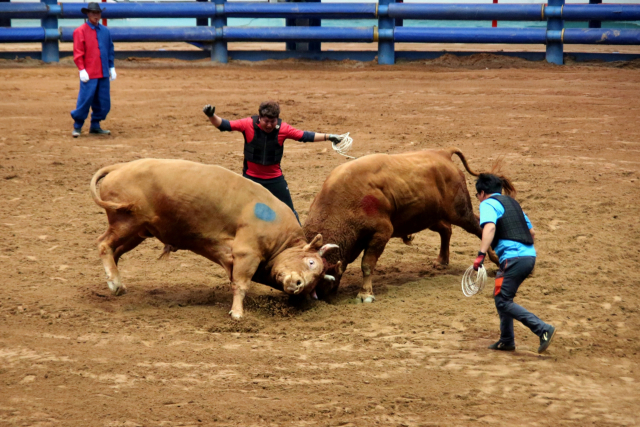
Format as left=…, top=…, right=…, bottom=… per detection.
left=203, top=104, right=223, bottom=128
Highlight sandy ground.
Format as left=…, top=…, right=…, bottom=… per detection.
left=0, top=54, right=639, bottom=426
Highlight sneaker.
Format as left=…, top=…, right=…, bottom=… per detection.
left=538, top=326, right=556, bottom=354
left=89, top=128, right=111, bottom=135
left=488, top=341, right=516, bottom=351
left=72, top=128, right=81, bottom=138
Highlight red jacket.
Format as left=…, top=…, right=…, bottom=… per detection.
left=73, top=22, right=114, bottom=79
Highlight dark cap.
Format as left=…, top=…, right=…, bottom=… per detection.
left=81, top=2, right=105, bottom=14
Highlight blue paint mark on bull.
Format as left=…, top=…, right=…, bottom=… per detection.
left=254, top=203, right=276, bottom=222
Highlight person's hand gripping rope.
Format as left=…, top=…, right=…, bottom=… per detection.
left=473, top=251, right=486, bottom=271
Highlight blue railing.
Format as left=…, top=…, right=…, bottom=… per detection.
left=1, top=0, right=639, bottom=64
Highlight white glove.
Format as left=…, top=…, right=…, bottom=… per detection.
left=109, top=67, right=117, bottom=81
left=79, top=69, right=89, bottom=83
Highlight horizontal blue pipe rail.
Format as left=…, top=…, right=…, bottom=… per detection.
left=58, top=2, right=219, bottom=19
left=0, top=1, right=376, bottom=19
left=58, top=26, right=374, bottom=43
left=0, top=27, right=45, bottom=42
left=559, top=5, right=640, bottom=21
left=394, top=27, right=546, bottom=44
left=387, top=4, right=543, bottom=21
left=6, top=26, right=634, bottom=46
left=564, top=28, right=640, bottom=44
left=2, top=3, right=640, bottom=21
left=223, top=26, right=374, bottom=42
left=60, top=26, right=217, bottom=42
left=223, top=3, right=376, bottom=19
left=0, top=2, right=51, bottom=19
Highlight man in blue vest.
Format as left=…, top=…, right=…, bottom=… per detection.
left=70, top=2, right=115, bottom=137
left=473, top=173, right=556, bottom=353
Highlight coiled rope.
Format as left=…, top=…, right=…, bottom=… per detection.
left=331, top=133, right=356, bottom=159
left=462, top=265, right=487, bottom=297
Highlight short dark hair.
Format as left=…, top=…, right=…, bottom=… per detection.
left=475, top=173, right=503, bottom=195
left=258, top=101, right=280, bottom=119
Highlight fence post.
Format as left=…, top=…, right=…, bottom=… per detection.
left=545, top=0, right=564, bottom=65
left=197, top=0, right=209, bottom=27
left=378, top=0, right=395, bottom=65
left=212, top=0, right=227, bottom=63
left=395, top=0, right=402, bottom=28
left=0, top=0, right=11, bottom=27
left=588, top=0, right=602, bottom=29
left=41, top=0, right=59, bottom=63
left=286, top=0, right=321, bottom=53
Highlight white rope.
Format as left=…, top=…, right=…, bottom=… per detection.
left=331, top=133, right=356, bottom=159
left=461, top=265, right=487, bottom=297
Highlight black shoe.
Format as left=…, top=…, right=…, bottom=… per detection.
left=488, top=341, right=515, bottom=351
left=538, top=326, right=556, bottom=354
left=72, top=128, right=81, bottom=138
left=90, top=128, right=111, bottom=135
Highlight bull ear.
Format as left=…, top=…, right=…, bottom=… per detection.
left=335, top=261, right=344, bottom=275
left=302, top=234, right=323, bottom=252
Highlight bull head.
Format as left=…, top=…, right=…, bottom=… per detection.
left=272, top=234, right=339, bottom=296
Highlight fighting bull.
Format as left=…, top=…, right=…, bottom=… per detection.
left=303, top=147, right=499, bottom=302
left=90, top=159, right=337, bottom=319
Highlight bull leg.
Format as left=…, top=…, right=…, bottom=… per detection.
left=113, top=235, right=145, bottom=265
left=229, top=252, right=261, bottom=320
left=452, top=212, right=499, bottom=266
left=358, top=227, right=392, bottom=303
left=97, top=229, right=137, bottom=296
left=429, top=220, right=452, bottom=268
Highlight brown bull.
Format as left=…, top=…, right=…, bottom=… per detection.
left=303, top=147, right=498, bottom=302
left=90, top=159, right=337, bottom=319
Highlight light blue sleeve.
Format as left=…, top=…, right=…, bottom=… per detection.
left=523, top=212, right=533, bottom=229
left=479, top=199, right=503, bottom=227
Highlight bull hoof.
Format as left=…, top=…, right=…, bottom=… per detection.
left=432, top=260, right=448, bottom=270
left=402, top=234, right=415, bottom=245
left=356, top=294, right=375, bottom=304
left=108, top=281, right=127, bottom=296
left=229, top=310, right=243, bottom=320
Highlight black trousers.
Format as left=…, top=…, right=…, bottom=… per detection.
left=243, top=174, right=300, bottom=224
left=494, top=256, right=549, bottom=344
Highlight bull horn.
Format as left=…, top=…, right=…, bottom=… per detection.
left=318, top=243, right=339, bottom=257
left=303, top=234, right=323, bottom=252
left=324, top=274, right=335, bottom=282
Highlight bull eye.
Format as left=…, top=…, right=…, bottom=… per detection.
left=309, top=259, right=315, bottom=266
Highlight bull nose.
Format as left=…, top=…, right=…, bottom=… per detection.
left=285, top=278, right=305, bottom=295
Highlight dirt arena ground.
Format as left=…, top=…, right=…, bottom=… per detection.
left=1, top=54, right=639, bottom=426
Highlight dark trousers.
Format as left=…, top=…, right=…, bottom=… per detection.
left=243, top=174, right=300, bottom=224
left=71, top=77, right=111, bottom=130
left=494, top=256, right=549, bottom=345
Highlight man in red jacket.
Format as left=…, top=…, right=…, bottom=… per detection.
left=71, top=2, right=116, bottom=138
left=203, top=101, right=348, bottom=223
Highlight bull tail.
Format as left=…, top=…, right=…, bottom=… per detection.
left=447, top=148, right=517, bottom=197
left=158, top=244, right=177, bottom=261
left=490, top=157, right=517, bottom=197
left=446, top=147, right=479, bottom=177
left=90, top=164, right=135, bottom=211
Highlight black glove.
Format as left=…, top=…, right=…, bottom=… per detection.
left=203, top=104, right=215, bottom=117
left=328, top=134, right=342, bottom=144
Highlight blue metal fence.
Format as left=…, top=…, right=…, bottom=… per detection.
left=1, top=0, right=639, bottom=65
